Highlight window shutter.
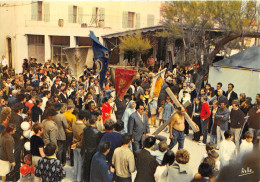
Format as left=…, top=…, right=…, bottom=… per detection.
left=92, top=7, right=97, bottom=23
left=78, top=7, right=83, bottom=24
left=31, top=1, right=38, bottom=20
left=99, top=8, right=105, bottom=21
left=122, top=11, right=128, bottom=28
left=136, top=13, right=140, bottom=28
left=68, top=5, right=73, bottom=23
left=147, top=14, right=154, bottom=27
left=44, top=3, right=50, bottom=22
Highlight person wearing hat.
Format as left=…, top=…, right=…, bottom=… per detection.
left=42, top=109, right=58, bottom=146
left=230, top=100, right=245, bottom=149
left=53, top=103, right=68, bottom=166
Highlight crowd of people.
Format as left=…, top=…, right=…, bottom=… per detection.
left=0, top=57, right=259, bottom=182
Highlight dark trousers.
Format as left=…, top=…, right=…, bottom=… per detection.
left=57, top=140, right=66, bottom=165
left=168, top=128, right=185, bottom=150
left=14, top=139, right=23, bottom=168
left=184, top=120, right=189, bottom=135
left=193, top=116, right=202, bottom=141
left=115, top=175, right=132, bottom=182
left=66, top=132, right=74, bottom=166
left=83, top=151, right=95, bottom=182
left=132, top=140, right=142, bottom=153
left=201, top=118, right=209, bottom=144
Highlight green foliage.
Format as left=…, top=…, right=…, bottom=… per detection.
left=119, top=32, right=152, bottom=55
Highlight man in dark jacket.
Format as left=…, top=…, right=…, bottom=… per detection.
left=115, top=98, right=126, bottom=121
left=135, top=136, right=158, bottom=182
left=225, top=83, right=238, bottom=107
left=9, top=103, right=24, bottom=169
left=230, top=100, right=245, bottom=149
left=98, top=119, right=122, bottom=164
left=247, top=101, right=260, bottom=144
left=81, top=117, right=102, bottom=182
left=128, top=103, right=150, bottom=152
left=90, top=141, right=114, bottom=182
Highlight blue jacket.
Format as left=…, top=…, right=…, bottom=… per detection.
left=98, top=132, right=122, bottom=164
left=90, top=152, right=113, bottom=182
left=163, top=102, right=174, bottom=121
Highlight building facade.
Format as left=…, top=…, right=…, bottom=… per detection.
left=0, top=1, right=161, bottom=73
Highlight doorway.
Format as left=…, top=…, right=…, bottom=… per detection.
left=7, top=38, right=12, bottom=68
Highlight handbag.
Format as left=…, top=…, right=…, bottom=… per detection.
left=6, top=165, right=20, bottom=182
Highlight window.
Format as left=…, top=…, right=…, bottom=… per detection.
left=31, top=1, right=43, bottom=21
left=128, top=12, right=135, bottom=28
left=37, top=1, right=43, bottom=21
left=99, top=8, right=105, bottom=21
left=51, top=36, right=70, bottom=64
left=28, top=35, right=45, bottom=62
left=73, top=6, right=78, bottom=23
left=91, top=7, right=105, bottom=26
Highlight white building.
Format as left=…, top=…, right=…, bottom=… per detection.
left=0, top=1, right=161, bottom=73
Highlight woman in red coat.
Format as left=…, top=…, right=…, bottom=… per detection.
left=102, top=96, right=113, bottom=123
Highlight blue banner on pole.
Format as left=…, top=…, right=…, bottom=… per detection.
left=89, top=31, right=111, bottom=89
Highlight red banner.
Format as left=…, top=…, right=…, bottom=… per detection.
left=115, top=68, right=137, bottom=99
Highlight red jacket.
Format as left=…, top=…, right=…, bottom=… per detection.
left=200, top=102, right=211, bottom=120
left=102, top=103, right=112, bottom=123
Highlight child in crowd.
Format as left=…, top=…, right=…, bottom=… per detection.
left=35, top=142, right=66, bottom=181
left=192, top=161, right=214, bottom=182
left=208, top=150, right=220, bottom=170
left=158, top=101, right=164, bottom=127
left=30, top=123, right=45, bottom=167
left=163, top=97, right=174, bottom=132
left=144, top=89, right=150, bottom=105
left=239, top=131, right=253, bottom=160
left=151, top=141, right=168, bottom=165
left=219, top=130, right=236, bottom=168
left=203, top=142, right=216, bottom=159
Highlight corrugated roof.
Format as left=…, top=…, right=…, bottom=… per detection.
left=101, top=25, right=165, bottom=39
left=213, top=46, right=260, bottom=70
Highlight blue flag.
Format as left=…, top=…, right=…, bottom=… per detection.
left=89, top=31, right=111, bottom=89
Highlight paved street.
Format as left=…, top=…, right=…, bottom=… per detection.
left=64, top=126, right=207, bottom=181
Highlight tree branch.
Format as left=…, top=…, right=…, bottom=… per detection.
left=207, top=31, right=260, bottom=62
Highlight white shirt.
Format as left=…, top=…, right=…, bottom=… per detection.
left=41, top=97, right=48, bottom=112
left=219, top=139, right=236, bottom=168
left=154, top=166, right=167, bottom=182
left=94, top=85, right=100, bottom=95
left=1, top=58, right=8, bottom=67
left=227, top=91, right=232, bottom=100
left=130, top=85, right=135, bottom=94
left=178, top=88, right=190, bottom=102
left=238, top=140, right=253, bottom=160
left=137, top=111, right=143, bottom=123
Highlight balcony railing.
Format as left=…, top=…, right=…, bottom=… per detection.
left=24, top=14, right=109, bottom=28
